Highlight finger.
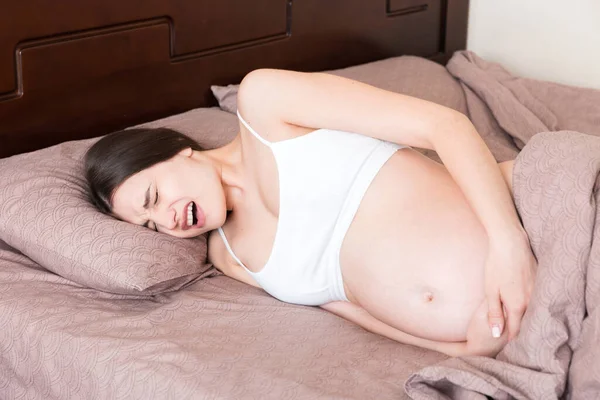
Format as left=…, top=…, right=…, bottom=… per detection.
left=506, top=301, right=527, bottom=340
left=487, top=293, right=505, bottom=338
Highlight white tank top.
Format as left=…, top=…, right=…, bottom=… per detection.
left=218, top=111, right=406, bottom=306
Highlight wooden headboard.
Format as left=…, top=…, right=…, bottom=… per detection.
left=0, top=0, right=469, bottom=158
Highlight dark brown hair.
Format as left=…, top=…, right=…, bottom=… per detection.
left=84, top=128, right=204, bottom=214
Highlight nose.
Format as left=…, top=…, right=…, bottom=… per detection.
left=153, top=207, right=177, bottom=231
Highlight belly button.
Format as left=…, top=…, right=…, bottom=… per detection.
left=423, top=291, right=434, bottom=303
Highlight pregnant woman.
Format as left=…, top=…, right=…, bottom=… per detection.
left=85, top=70, right=536, bottom=357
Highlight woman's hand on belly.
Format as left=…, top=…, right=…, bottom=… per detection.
left=465, top=300, right=509, bottom=357
left=483, top=231, right=536, bottom=340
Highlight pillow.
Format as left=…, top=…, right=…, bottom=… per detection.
left=132, top=106, right=239, bottom=149
left=211, top=55, right=468, bottom=115
left=0, top=107, right=239, bottom=295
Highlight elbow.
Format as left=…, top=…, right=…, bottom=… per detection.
left=429, top=110, right=475, bottom=149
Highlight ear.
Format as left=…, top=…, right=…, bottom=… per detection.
left=177, top=147, right=193, bottom=157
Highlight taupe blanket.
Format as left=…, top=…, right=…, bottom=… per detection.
left=446, top=51, right=600, bottom=162
left=406, top=52, right=600, bottom=399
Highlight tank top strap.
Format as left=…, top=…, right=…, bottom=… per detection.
left=237, top=110, right=272, bottom=148
left=217, top=227, right=255, bottom=274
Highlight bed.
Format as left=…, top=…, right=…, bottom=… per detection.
left=2, top=1, right=600, bottom=399
left=0, top=2, right=468, bottom=399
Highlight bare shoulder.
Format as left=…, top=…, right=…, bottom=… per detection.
left=237, top=68, right=291, bottom=113
left=237, top=69, right=313, bottom=143
left=207, top=229, right=262, bottom=289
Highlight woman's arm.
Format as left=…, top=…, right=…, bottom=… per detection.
left=321, top=301, right=509, bottom=358
left=238, top=69, right=522, bottom=235
left=320, top=301, right=467, bottom=358
left=239, top=69, right=535, bottom=339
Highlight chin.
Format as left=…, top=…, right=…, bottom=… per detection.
left=163, top=229, right=205, bottom=239
left=183, top=229, right=206, bottom=239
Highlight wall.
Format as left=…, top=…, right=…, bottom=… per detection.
left=466, top=0, right=600, bottom=90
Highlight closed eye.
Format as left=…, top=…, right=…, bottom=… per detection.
left=142, top=185, right=159, bottom=232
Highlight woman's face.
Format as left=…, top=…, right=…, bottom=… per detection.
left=111, top=148, right=226, bottom=238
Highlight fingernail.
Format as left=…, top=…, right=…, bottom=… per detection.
left=492, top=325, right=501, bottom=338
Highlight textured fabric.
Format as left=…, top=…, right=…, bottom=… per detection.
left=218, top=112, right=405, bottom=305
left=0, top=107, right=237, bottom=294
left=0, top=251, right=447, bottom=399
left=446, top=50, right=600, bottom=162
left=132, top=106, right=239, bottom=150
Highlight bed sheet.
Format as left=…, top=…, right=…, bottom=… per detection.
left=0, top=240, right=446, bottom=399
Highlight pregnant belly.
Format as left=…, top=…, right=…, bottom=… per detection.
left=340, top=149, right=509, bottom=342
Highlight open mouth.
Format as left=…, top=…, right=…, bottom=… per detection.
left=186, top=202, right=198, bottom=227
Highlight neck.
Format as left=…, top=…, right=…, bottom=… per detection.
left=193, top=134, right=247, bottom=212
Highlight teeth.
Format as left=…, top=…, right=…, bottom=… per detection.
left=187, top=203, right=193, bottom=226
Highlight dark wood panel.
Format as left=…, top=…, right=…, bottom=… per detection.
left=0, top=0, right=289, bottom=93
left=387, top=0, right=429, bottom=16
left=0, top=0, right=469, bottom=158
left=21, top=22, right=169, bottom=93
